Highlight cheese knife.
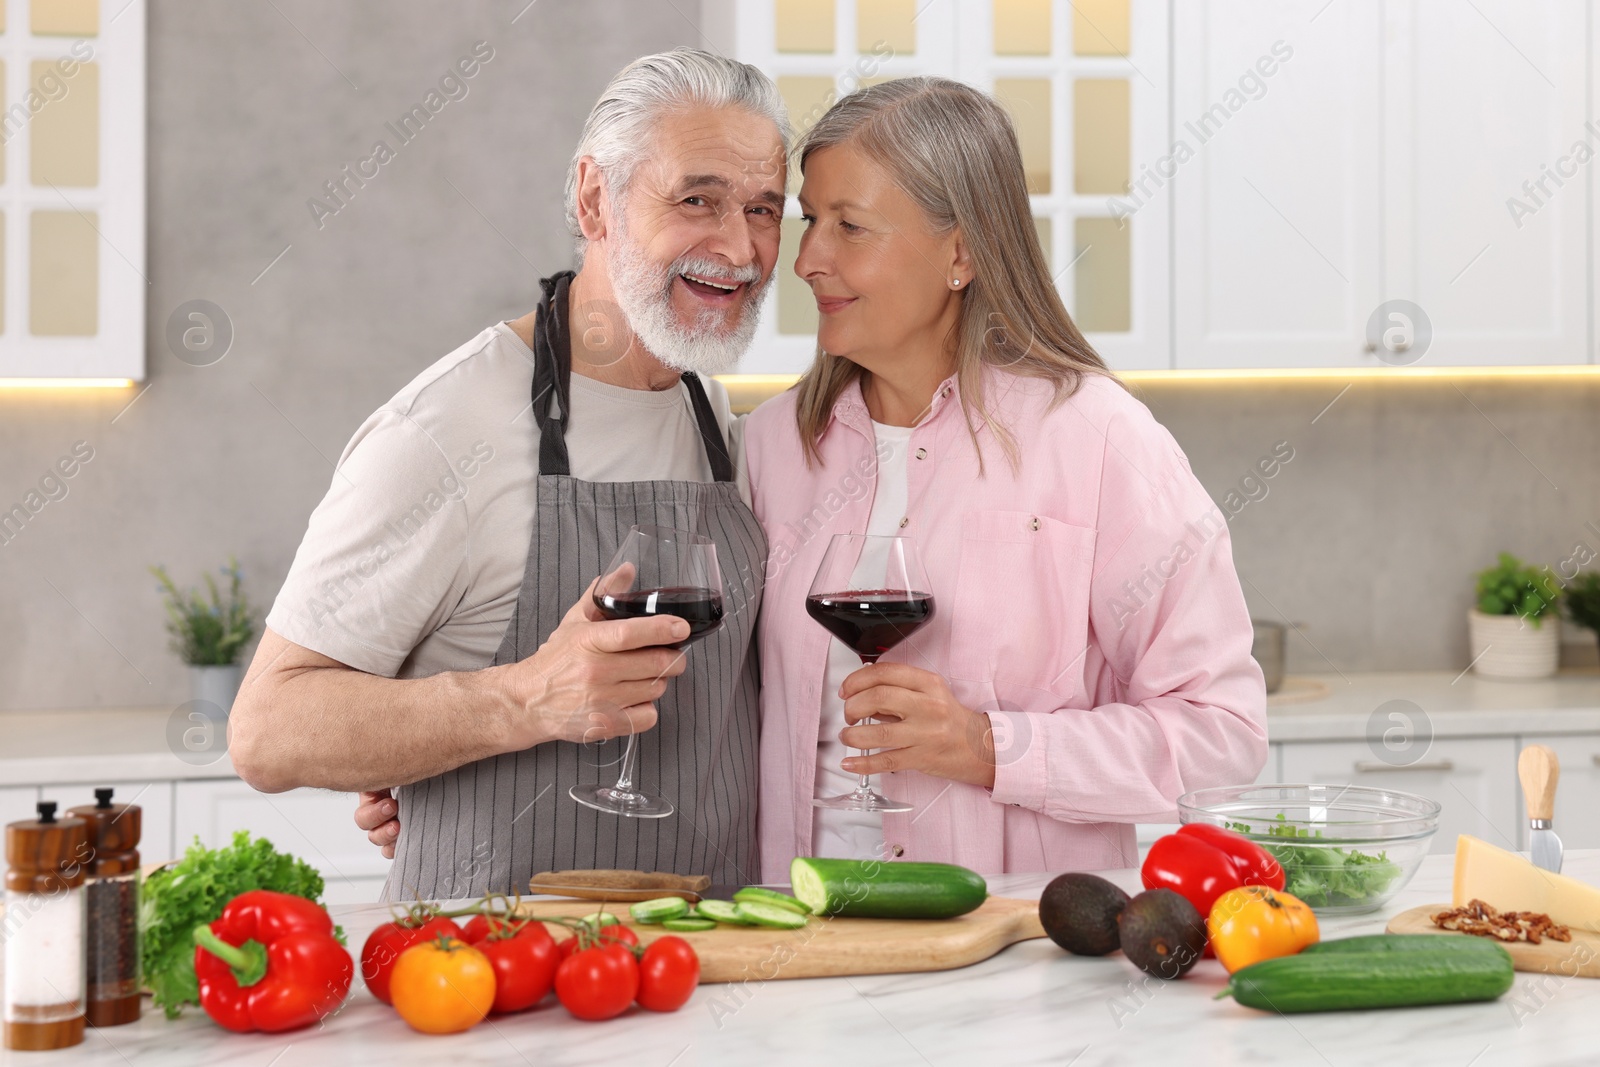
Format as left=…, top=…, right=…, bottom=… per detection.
left=1518, top=744, right=1563, bottom=874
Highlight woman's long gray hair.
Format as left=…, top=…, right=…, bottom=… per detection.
left=793, top=77, right=1119, bottom=468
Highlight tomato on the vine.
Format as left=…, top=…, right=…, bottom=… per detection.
left=636, top=936, right=699, bottom=1012
left=475, top=919, right=559, bottom=1014
left=555, top=941, right=639, bottom=1021
left=360, top=915, right=463, bottom=1005
left=558, top=924, right=638, bottom=961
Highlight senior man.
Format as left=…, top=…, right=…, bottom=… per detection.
left=230, top=49, right=788, bottom=899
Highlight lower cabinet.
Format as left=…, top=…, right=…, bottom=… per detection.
left=1278, top=738, right=1520, bottom=855
left=1535, top=734, right=1600, bottom=851
left=172, top=780, right=391, bottom=904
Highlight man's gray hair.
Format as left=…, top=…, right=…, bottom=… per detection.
left=564, top=48, right=790, bottom=252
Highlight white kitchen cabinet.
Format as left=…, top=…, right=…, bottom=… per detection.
left=1279, top=737, right=1520, bottom=854
left=173, top=780, right=390, bottom=904
left=1174, top=0, right=1591, bottom=369
left=1526, top=733, right=1600, bottom=852
left=1383, top=0, right=1589, bottom=366
left=1172, top=0, right=1384, bottom=368
left=39, top=780, right=175, bottom=867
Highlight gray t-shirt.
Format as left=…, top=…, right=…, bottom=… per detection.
left=266, top=321, right=742, bottom=680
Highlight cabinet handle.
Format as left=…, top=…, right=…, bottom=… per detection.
left=1352, top=759, right=1455, bottom=773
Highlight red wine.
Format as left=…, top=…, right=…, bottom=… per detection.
left=594, top=587, right=725, bottom=648
left=805, top=589, right=935, bottom=663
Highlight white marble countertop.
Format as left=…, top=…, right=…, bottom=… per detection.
left=6, top=850, right=1595, bottom=1067
left=4, top=670, right=1597, bottom=788
left=1265, top=669, right=1600, bottom=741
left=0, top=706, right=236, bottom=786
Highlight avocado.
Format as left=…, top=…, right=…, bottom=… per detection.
left=1038, top=872, right=1131, bottom=956
left=1117, top=889, right=1206, bottom=979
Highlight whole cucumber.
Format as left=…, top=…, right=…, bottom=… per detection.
left=1220, top=949, right=1514, bottom=1013
left=789, top=858, right=987, bottom=919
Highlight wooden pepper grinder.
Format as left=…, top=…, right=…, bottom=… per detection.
left=3, top=801, right=90, bottom=1051
left=68, top=788, right=143, bottom=1027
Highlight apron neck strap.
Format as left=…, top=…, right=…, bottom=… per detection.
left=531, top=272, right=736, bottom=483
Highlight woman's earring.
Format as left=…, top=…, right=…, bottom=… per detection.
left=951, top=278, right=962, bottom=288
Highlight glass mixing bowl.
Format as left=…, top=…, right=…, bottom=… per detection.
left=1176, top=784, right=1441, bottom=914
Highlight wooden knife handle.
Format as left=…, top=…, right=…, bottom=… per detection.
left=529, top=869, right=711, bottom=902
left=1518, top=744, right=1560, bottom=822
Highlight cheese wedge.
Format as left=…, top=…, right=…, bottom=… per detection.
left=1452, top=834, right=1600, bottom=934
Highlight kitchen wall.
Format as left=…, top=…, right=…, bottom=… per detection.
left=1, top=2, right=1596, bottom=711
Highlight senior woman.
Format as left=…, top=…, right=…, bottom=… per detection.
left=743, top=77, right=1268, bottom=881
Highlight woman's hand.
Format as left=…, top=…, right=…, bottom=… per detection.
left=837, top=663, right=997, bottom=789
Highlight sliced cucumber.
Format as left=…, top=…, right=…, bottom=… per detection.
left=733, top=886, right=811, bottom=914
left=734, top=900, right=810, bottom=929
left=790, top=857, right=988, bottom=919
left=579, top=910, right=623, bottom=927
left=629, top=897, right=691, bottom=924
left=661, top=917, right=718, bottom=932
left=695, top=899, right=754, bottom=925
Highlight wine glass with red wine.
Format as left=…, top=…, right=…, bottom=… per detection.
left=570, top=524, right=724, bottom=819
left=806, top=533, right=935, bottom=813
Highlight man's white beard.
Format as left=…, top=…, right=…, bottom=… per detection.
left=605, top=226, right=770, bottom=377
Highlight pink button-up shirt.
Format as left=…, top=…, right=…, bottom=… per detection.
left=742, top=365, right=1268, bottom=881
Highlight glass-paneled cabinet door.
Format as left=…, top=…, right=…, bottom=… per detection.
left=0, top=0, right=145, bottom=381
left=733, top=0, right=1168, bottom=374
left=736, top=0, right=960, bottom=374
left=957, top=0, right=1171, bottom=371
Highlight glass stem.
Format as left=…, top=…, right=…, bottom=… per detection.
left=614, top=733, right=639, bottom=793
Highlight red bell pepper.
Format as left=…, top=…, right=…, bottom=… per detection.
left=1140, top=833, right=1244, bottom=920
left=1176, top=823, right=1285, bottom=890
left=192, top=889, right=354, bottom=1033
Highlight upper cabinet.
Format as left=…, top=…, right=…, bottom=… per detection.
left=733, top=0, right=1597, bottom=373
left=1385, top=0, right=1588, bottom=366
left=1173, top=0, right=1591, bottom=369
left=0, top=0, right=147, bottom=382
left=1172, top=0, right=1383, bottom=369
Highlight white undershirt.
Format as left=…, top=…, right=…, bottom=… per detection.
left=811, top=420, right=914, bottom=860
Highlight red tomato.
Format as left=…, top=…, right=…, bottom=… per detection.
left=556, top=942, right=639, bottom=1021
left=557, top=924, right=638, bottom=961
left=636, top=936, right=699, bottom=1012
left=462, top=914, right=523, bottom=944
left=1176, top=824, right=1285, bottom=890
left=361, top=916, right=462, bottom=1005
left=476, top=920, right=559, bottom=1014
left=1141, top=834, right=1244, bottom=921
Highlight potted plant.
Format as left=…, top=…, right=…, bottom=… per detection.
left=150, top=557, right=257, bottom=712
left=1468, top=552, right=1561, bottom=679
left=1567, top=571, right=1600, bottom=665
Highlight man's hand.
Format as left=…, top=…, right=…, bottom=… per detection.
left=355, top=789, right=400, bottom=859
left=837, top=663, right=997, bottom=789
left=500, top=575, right=690, bottom=750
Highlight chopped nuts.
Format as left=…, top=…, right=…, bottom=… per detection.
left=1431, top=899, right=1572, bottom=944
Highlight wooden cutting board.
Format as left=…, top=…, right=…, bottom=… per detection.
left=1385, top=905, right=1600, bottom=978
left=510, top=895, right=1047, bottom=983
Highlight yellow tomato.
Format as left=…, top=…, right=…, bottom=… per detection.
left=1207, top=885, right=1320, bottom=974
left=390, top=937, right=496, bottom=1034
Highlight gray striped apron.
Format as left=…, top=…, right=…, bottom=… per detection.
left=384, top=272, right=765, bottom=901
